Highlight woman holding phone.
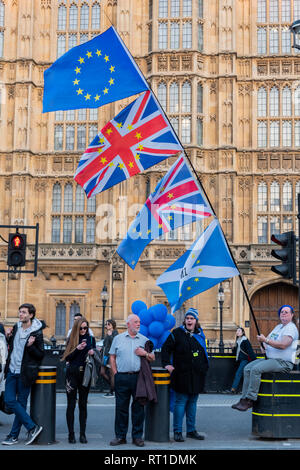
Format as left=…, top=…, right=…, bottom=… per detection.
left=61, top=317, right=96, bottom=444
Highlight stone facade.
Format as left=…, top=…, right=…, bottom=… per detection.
left=0, top=0, right=298, bottom=345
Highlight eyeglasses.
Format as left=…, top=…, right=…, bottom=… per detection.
left=80, top=326, right=88, bottom=331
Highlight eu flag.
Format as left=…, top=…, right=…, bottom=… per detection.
left=43, top=26, right=149, bottom=112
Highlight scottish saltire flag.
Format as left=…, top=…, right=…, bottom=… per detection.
left=156, top=218, right=239, bottom=313
left=74, top=90, right=182, bottom=197
left=43, top=26, right=149, bottom=112
left=117, top=154, right=213, bottom=269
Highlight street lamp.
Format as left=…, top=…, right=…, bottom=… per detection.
left=290, top=20, right=300, bottom=50
left=100, top=281, right=109, bottom=339
left=218, top=282, right=225, bottom=353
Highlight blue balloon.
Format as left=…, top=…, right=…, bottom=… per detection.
left=131, top=300, right=147, bottom=314
left=138, top=309, right=153, bottom=326
left=164, top=314, right=176, bottom=330
left=151, top=304, right=168, bottom=323
left=148, top=320, right=165, bottom=338
left=147, top=336, right=158, bottom=350
left=157, top=330, right=171, bottom=348
left=139, top=324, right=148, bottom=336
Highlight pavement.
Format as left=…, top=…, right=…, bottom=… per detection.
left=0, top=392, right=298, bottom=457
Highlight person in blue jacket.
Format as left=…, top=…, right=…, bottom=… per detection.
left=161, top=308, right=209, bottom=443
left=230, top=327, right=256, bottom=393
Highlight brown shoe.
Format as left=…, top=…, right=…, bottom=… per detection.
left=110, top=437, right=127, bottom=446
left=233, top=398, right=254, bottom=411
left=133, top=438, right=145, bottom=447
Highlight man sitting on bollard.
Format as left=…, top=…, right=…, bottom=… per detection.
left=232, top=304, right=299, bottom=412
left=109, top=314, right=155, bottom=447
left=2, top=303, right=45, bottom=445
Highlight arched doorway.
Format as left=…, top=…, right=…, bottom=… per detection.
left=250, top=282, right=298, bottom=348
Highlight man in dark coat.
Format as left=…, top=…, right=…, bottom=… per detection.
left=161, top=308, right=209, bottom=442
left=2, top=303, right=44, bottom=446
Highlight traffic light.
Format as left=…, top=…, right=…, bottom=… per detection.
left=270, top=231, right=296, bottom=283
left=7, top=232, right=27, bottom=267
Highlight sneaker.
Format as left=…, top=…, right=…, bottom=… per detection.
left=104, top=392, right=114, bottom=397
left=2, top=435, right=18, bottom=446
left=25, top=425, right=43, bottom=445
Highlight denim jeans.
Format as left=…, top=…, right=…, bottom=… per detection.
left=4, top=371, right=36, bottom=438
left=232, top=360, right=248, bottom=390
left=173, top=392, right=199, bottom=434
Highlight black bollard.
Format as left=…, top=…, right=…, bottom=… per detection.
left=144, top=367, right=170, bottom=442
left=30, top=365, right=57, bottom=444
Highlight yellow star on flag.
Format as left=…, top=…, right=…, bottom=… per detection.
left=106, top=128, right=113, bottom=135
left=167, top=193, right=174, bottom=199
left=138, top=144, right=144, bottom=151
left=128, top=162, right=134, bottom=168
left=187, top=286, right=192, bottom=291
left=75, top=66, right=81, bottom=74
left=99, top=137, right=105, bottom=144
left=135, top=153, right=140, bottom=160
left=110, top=65, right=115, bottom=72
left=73, top=79, right=80, bottom=85
left=94, top=94, right=100, bottom=101
left=109, top=78, right=115, bottom=85
left=198, top=268, right=202, bottom=272
left=135, top=132, right=142, bottom=140
left=78, top=57, right=85, bottom=64
left=100, top=157, right=107, bottom=164
left=118, top=163, right=125, bottom=169
left=85, top=93, right=91, bottom=100
left=103, top=88, right=109, bottom=94
left=127, top=124, right=133, bottom=130
left=116, top=122, right=123, bottom=128
left=104, top=55, right=109, bottom=62
left=109, top=162, right=114, bottom=167
left=96, top=49, right=102, bottom=56
left=194, top=278, right=199, bottom=282
left=86, top=51, right=92, bottom=58
left=76, top=88, right=83, bottom=95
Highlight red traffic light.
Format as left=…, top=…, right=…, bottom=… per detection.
left=11, top=235, right=23, bottom=248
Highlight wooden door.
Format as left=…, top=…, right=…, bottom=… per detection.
left=250, top=282, right=298, bottom=347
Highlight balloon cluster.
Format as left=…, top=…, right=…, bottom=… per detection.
left=131, top=300, right=176, bottom=350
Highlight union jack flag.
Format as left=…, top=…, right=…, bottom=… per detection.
left=117, top=153, right=213, bottom=269
left=74, top=90, right=182, bottom=197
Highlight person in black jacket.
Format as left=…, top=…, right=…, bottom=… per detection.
left=61, top=316, right=96, bottom=444
left=161, top=308, right=209, bottom=443
left=2, top=303, right=44, bottom=446
left=100, top=319, right=118, bottom=397
left=230, top=327, right=256, bottom=393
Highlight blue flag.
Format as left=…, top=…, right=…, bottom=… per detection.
left=156, top=218, right=239, bottom=313
left=117, top=154, right=212, bottom=269
left=43, top=26, right=149, bottom=112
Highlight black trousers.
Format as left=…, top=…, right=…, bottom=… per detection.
left=114, top=372, right=144, bottom=440
left=65, top=366, right=90, bottom=435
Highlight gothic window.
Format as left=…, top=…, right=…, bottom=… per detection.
left=159, top=0, right=168, bottom=17
left=281, top=26, right=291, bottom=53
left=68, top=33, right=77, bottom=49
left=69, top=4, right=78, bottom=30
left=69, top=301, right=80, bottom=329
left=198, top=0, right=203, bottom=17
left=181, top=116, right=191, bottom=144
left=170, top=0, right=180, bottom=17
left=182, top=81, right=191, bottom=112
left=270, top=121, right=280, bottom=147
left=295, top=121, right=300, bottom=146
left=64, top=183, right=73, bottom=212
left=257, top=27, right=267, bottom=54
left=80, top=3, right=89, bottom=30
left=270, top=182, right=280, bottom=211
left=198, top=23, right=203, bottom=51
left=295, top=87, right=300, bottom=116
left=170, top=82, right=179, bottom=112
left=170, top=116, right=179, bottom=135
left=52, top=183, right=62, bottom=212
left=258, top=182, right=268, bottom=211
left=57, top=34, right=66, bottom=57
left=270, top=215, right=280, bottom=235
left=197, top=118, right=203, bottom=146
left=170, top=21, right=180, bottom=48
left=63, top=216, right=72, bottom=243
left=91, top=3, right=100, bottom=29
left=283, top=215, right=293, bottom=231
left=55, top=301, right=66, bottom=337
left=294, top=0, right=300, bottom=19
left=257, top=0, right=267, bottom=22
left=158, top=22, right=168, bottom=49
left=282, top=87, right=292, bottom=116
left=54, top=124, right=63, bottom=150
left=283, top=181, right=292, bottom=211
left=258, top=87, right=267, bottom=117
left=77, top=124, right=86, bottom=150
left=270, top=87, right=279, bottom=116
left=183, top=0, right=192, bottom=16
left=281, top=0, right=291, bottom=22
left=269, top=0, right=279, bottom=23
left=197, top=83, right=203, bottom=113
left=282, top=120, right=292, bottom=146
left=258, top=121, right=267, bottom=147
left=258, top=216, right=268, bottom=243
left=157, top=82, right=167, bottom=111
left=182, top=21, right=192, bottom=48
left=58, top=5, right=67, bottom=30
left=51, top=182, right=96, bottom=243
left=53, top=109, right=98, bottom=151
left=270, top=27, right=279, bottom=54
